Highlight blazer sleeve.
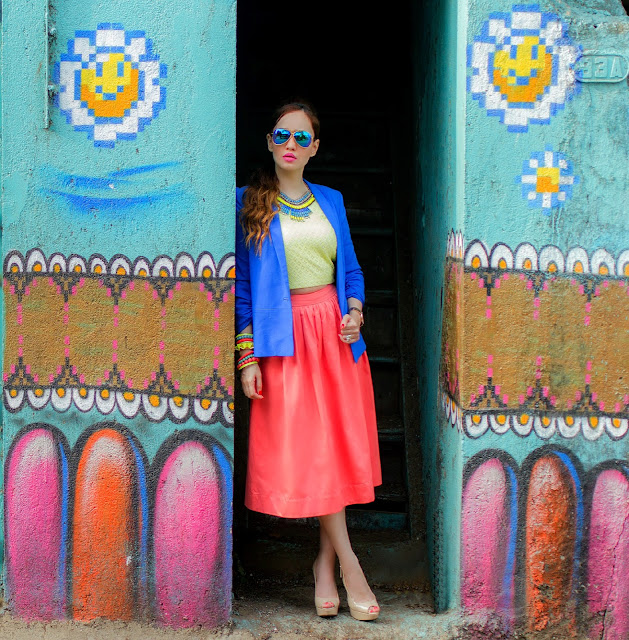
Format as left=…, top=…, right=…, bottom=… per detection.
left=337, top=191, right=365, bottom=304
left=235, top=187, right=253, bottom=333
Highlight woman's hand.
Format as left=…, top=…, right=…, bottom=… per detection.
left=339, top=314, right=361, bottom=345
left=241, top=363, right=263, bottom=400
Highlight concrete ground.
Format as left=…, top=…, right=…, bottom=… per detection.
left=0, top=583, right=458, bottom=640
left=0, top=581, right=586, bottom=640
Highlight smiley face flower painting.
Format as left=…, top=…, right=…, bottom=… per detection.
left=55, top=24, right=167, bottom=148
left=468, top=5, right=580, bottom=132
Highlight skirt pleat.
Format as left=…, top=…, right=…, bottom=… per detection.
left=245, top=285, right=382, bottom=518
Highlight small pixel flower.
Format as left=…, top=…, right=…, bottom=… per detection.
left=519, top=146, right=579, bottom=212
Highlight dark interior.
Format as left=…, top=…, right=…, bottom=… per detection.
left=235, top=0, right=426, bottom=589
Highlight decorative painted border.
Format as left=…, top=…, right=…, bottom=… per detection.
left=442, top=391, right=628, bottom=441
left=4, top=250, right=235, bottom=426
left=441, top=232, right=629, bottom=441
left=462, top=239, right=629, bottom=278
left=4, top=249, right=235, bottom=283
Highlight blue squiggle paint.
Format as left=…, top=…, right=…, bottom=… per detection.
left=501, top=463, right=518, bottom=619
left=55, top=162, right=181, bottom=189
left=57, top=441, right=69, bottom=612
left=46, top=188, right=186, bottom=211
left=553, top=450, right=583, bottom=598
left=128, top=437, right=149, bottom=605
left=41, top=162, right=190, bottom=215
left=110, top=163, right=180, bottom=178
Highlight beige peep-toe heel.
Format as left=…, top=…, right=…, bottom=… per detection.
left=313, top=563, right=339, bottom=617
left=340, top=566, right=380, bottom=621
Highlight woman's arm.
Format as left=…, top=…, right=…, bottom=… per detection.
left=334, top=191, right=365, bottom=345
left=237, top=322, right=263, bottom=400
left=337, top=193, right=365, bottom=305
left=235, top=189, right=262, bottom=399
left=339, top=296, right=363, bottom=344
left=235, top=189, right=253, bottom=333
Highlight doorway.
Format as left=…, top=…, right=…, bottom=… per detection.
left=234, top=0, right=426, bottom=588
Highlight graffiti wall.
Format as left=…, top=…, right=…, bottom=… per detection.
left=443, top=232, right=629, bottom=636
left=4, top=250, right=234, bottom=425
left=462, top=448, right=629, bottom=636
left=429, top=0, right=629, bottom=633
left=2, top=1, right=236, bottom=628
left=441, top=236, right=629, bottom=441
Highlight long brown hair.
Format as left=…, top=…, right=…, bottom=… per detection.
left=240, top=101, right=320, bottom=253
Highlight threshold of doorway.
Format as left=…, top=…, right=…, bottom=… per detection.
left=0, top=593, right=460, bottom=640
left=235, top=518, right=431, bottom=591
left=232, top=578, right=457, bottom=640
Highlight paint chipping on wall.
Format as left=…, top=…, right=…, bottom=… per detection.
left=462, top=449, right=629, bottom=637
left=4, top=424, right=232, bottom=626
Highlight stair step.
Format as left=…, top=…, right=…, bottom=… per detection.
left=378, top=414, right=404, bottom=441
left=368, top=347, right=399, bottom=364
left=235, top=527, right=430, bottom=590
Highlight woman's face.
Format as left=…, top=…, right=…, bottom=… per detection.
left=267, top=110, right=319, bottom=174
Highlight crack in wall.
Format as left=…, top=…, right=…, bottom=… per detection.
left=599, top=508, right=629, bottom=640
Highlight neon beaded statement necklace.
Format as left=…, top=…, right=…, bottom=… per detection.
left=277, top=189, right=315, bottom=221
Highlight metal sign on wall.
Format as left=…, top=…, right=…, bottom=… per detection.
left=576, top=53, right=629, bottom=83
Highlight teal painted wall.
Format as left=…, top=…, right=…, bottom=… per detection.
left=465, top=0, right=628, bottom=252
left=0, top=2, right=3, bottom=598
left=413, top=0, right=467, bottom=612
left=1, top=0, right=235, bottom=627
left=440, top=0, right=629, bottom=636
left=3, top=2, right=234, bottom=258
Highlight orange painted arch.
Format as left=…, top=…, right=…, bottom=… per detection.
left=71, top=428, right=139, bottom=621
left=524, top=454, right=577, bottom=632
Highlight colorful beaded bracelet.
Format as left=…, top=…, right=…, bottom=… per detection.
left=237, top=352, right=259, bottom=371
left=236, top=332, right=254, bottom=352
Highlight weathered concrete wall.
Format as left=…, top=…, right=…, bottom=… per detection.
left=1, top=0, right=236, bottom=627
left=436, top=0, right=629, bottom=636
left=414, top=0, right=467, bottom=612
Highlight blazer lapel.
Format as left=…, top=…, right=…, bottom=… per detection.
left=269, top=211, right=287, bottom=270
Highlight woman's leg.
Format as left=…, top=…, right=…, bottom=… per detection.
left=318, top=508, right=378, bottom=608
left=313, top=522, right=338, bottom=605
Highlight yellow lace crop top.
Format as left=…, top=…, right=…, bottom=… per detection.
left=279, top=199, right=337, bottom=289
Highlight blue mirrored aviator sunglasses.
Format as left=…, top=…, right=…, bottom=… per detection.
left=271, top=128, right=313, bottom=148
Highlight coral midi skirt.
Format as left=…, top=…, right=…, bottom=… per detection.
left=245, top=285, right=382, bottom=518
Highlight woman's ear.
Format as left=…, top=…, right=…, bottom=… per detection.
left=310, top=138, right=320, bottom=157
left=266, top=133, right=274, bottom=152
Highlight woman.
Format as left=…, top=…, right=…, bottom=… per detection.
left=235, top=101, right=382, bottom=621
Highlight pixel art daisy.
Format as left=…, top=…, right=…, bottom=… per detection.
left=55, top=24, right=167, bottom=148
left=519, top=146, right=579, bottom=212
left=468, top=5, right=580, bottom=132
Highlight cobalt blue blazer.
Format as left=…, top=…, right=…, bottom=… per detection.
left=235, top=180, right=366, bottom=363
